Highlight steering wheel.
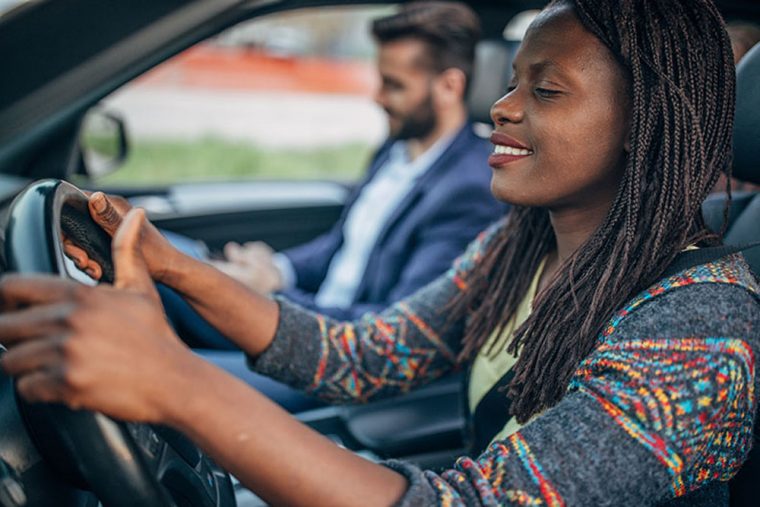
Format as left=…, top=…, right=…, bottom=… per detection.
left=3, top=179, right=235, bottom=507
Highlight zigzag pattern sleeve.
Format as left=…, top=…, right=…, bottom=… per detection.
left=385, top=265, right=760, bottom=506
left=251, top=220, right=504, bottom=404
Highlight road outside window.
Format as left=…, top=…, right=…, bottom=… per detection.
left=90, top=6, right=393, bottom=187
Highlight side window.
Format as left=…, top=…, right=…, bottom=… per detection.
left=88, top=6, right=393, bottom=187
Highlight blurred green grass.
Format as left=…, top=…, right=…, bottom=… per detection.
left=96, top=137, right=372, bottom=185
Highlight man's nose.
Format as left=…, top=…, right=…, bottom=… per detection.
left=491, top=89, right=524, bottom=125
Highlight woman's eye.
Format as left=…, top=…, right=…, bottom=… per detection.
left=506, top=85, right=517, bottom=94
left=535, top=88, right=561, bottom=98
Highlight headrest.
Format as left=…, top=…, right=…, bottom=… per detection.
left=733, top=43, right=760, bottom=185
left=467, top=39, right=521, bottom=125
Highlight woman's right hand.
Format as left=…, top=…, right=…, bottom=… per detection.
left=80, top=192, right=179, bottom=284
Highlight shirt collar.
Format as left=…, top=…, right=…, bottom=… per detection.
left=386, top=126, right=462, bottom=180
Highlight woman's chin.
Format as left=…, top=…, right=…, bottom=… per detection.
left=490, top=181, right=539, bottom=208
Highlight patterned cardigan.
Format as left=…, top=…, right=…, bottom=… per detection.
left=253, top=222, right=760, bottom=506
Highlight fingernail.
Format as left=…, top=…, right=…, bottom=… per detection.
left=91, top=193, right=106, bottom=213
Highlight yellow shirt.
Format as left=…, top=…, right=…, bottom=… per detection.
left=467, top=257, right=546, bottom=443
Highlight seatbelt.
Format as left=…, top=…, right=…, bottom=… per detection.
left=662, top=242, right=760, bottom=278
left=468, top=242, right=759, bottom=455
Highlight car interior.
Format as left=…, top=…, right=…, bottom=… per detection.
left=0, top=1, right=758, bottom=506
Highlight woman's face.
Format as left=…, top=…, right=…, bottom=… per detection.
left=489, top=5, right=630, bottom=212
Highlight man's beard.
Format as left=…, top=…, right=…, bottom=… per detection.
left=391, top=92, right=437, bottom=141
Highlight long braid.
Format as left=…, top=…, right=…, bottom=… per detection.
left=450, top=0, right=735, bottom=423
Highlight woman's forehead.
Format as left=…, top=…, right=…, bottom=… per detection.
left=514, top=5, right=619, bottom=79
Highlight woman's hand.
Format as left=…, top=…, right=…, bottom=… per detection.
left=0, top=209, right=198, bottom=423
left=64, top=192, right=179, bottom=284
left=1, top=210, right=408, bottom=506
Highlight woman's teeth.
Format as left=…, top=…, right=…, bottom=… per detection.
left=494, top=145, right=532, bottom=156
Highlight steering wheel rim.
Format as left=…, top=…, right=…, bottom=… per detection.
left=4, top=179, right=235, bottom=507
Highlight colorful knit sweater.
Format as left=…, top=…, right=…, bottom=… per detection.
left=253, top=221, right=760, bottom=506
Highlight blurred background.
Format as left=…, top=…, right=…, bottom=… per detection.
left=96, top=6, right=394, bottom=186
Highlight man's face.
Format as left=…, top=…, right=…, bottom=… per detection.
left=374, top=39, right=438, bottom=141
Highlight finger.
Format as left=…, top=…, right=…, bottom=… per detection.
left=15, top=368, right=70, bottom=405
left=223, top=242, right=243, bottom=262
left=243, top=241, right=273, bottom=255
left=62, top=240, right=89, bottom=269
left=112, top=209, right=158, bottom=299
left=0, top=275, right=81, bottom=310
left=89, top=192, right=124, bottom=236
left=0, top=335, right=67, bottom=376
left=62, top=240, right=103, bottom=281
left=0, top=303, right=72, bottom=347
left=84, top=261, right=103, bottom=281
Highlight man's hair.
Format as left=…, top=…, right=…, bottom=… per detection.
left=371, top=2, right=481, bottom=90
left=449, top=0, right=735, bottom=423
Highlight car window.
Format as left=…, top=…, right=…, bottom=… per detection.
left=87, top=6, right=394, bottom=187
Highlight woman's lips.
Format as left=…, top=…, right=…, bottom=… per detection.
left=489, top=132, right=533, bottom=167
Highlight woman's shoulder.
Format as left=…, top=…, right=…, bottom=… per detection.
left=604, top=254, right=759, bottom=342
left=446, top=216, right=509, bottom=282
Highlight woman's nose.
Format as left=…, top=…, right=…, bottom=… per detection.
left=490, top=90, right=524, bottom=125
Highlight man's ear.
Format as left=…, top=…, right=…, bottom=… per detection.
left=434, top=67, right=467, bottom=105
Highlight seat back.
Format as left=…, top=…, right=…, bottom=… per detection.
left=467, top=39, right=520, bottom=125
left=722, top=42, right=760, bottom=507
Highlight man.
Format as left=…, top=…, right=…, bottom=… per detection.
left=196, top=1, right=504, bottom=325
left=107, top=2, right=505, bottom=410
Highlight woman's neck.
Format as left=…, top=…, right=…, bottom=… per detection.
left=539, top=199, right=614, bottom=292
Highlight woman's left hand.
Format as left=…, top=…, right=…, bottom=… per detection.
left=0, top=209, right=197, bottom=423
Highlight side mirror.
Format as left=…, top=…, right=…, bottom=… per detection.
left=78, top=109, right=129, bottom=178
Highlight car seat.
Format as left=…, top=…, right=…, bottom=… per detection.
left=702, top=43, right=760, bottom=274
left=717, top=42, right=760, bottom=507
left=467, top=38, right=521, bottom=126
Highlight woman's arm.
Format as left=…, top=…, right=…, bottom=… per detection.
left=80, top=192, right=281, bottom=357
left=166, top=357, right=409, bottom=506
left=249, top=221, right=504, bottom=403
left=84, top=193, right=503, bottom=404
left=159, top=251, right=280, bottom=357
left=0, top=209, right=409, bottom=506
left=0, top=278, right=409, bottom=506
left=384, top=279, right=760, bottom=506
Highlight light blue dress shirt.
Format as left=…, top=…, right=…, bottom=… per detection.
left=273, top=132, right=458, bottom=308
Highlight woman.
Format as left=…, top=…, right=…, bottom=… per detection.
left=1, top=0, right=758, bottom=505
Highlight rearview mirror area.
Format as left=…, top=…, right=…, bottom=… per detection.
left=78, top=108, right=129, bottom=179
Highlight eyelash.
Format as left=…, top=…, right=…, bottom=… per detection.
left=505, top=85, right=561, bottom=99
left=535, top=88, right=560, bottom=98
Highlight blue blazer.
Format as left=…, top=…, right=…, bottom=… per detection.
left=281, top=122, right=507, bottom=320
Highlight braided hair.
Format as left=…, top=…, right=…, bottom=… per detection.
left=451, top=0, right=736, bottom=423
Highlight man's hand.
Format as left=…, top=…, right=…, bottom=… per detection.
left=209, top=241, right=284, bottom=294
left=0, top=209, right=197, bottom=423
